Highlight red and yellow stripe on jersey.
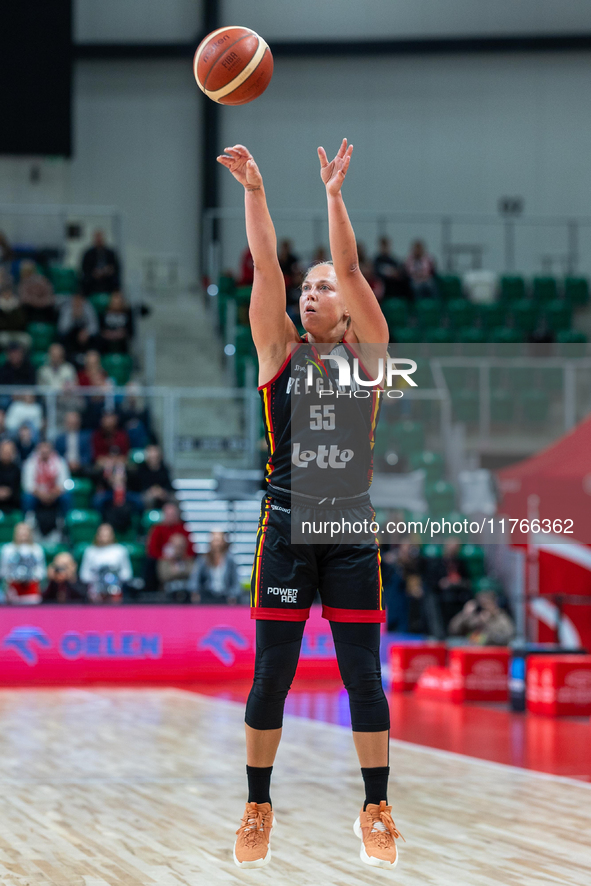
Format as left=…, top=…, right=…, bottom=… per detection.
left=260, top=384, right=276, bottom=481
left=251, top=498, right=271, bottom=608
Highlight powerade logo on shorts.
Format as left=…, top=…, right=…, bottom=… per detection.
left=1, top=625, right=162, bottom=665
left=268, top=586, right=298, bottom=603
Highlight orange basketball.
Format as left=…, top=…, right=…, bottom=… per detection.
left=194, top=27, right=273, bottom=105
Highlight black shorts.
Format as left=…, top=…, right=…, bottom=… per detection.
left=250, top=490, right=384, bottom=623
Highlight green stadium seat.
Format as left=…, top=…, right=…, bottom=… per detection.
left=456, top=327, right=486, bottom=344
left=235, top=325, right=255, bottom=358
left=391, top=420, right=424, bottom=457
left=394, top=327, right=421, bottom=343
left=41, top=542, right=69, bottom=564
left=460, top=544, right=486, bottom=580
left=500, top=275, right=526, bottom=301
left=27, top=322, right=56, bottom=352
left=128, top=448, right=145, bottom=466
left=73, top=542, right=88, bottom=564
left=235, top=286, right=252, bottom=304
left=544, top=300, right=572, bottom=333
left=426, top=480, right=456, bottom=516
left=556, top=329, right=587, bottom=357
left=422, top=543, right=443, bottom=559
left=31, top=351, right=48, bottom=370
left=511, top=299, right=538, bottom=333
left=438, top=275, right=462, bottom=300
left=381, top=298, right=409, bottom=333
left=141, top=509, right=163, bottom=533
left=89, top=292, right=112, bottom=316
left=476, top=301, right=506, bottom=332
left=65, top=509, right=101, bottom=544
left=422, top=327, right=452, bottom=344
left=102, top=353, right=133, bottom=386
left=415, top=299, right=440, bottom=329
left=217, top=274, right=236, bottom=297
left=410, top=451, right=445, bottom=482
left=49, top=266, right=78, bottom=294
left=532, top=276, right=558, bottom=302
left=474, top=575, right=503, bottom=594
left=488, top=326, right=522, bottom=343
left=0, top=510, right=24, bottom=543
left=123, top=542, right=146, bottom=577
left=564, top=276, right=589, bottom=306
left=64, top=477, right=94, bottom=509
left=447, top=298, right=474, bottom=329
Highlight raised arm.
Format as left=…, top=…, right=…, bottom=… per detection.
left=318, top=139, right=389, bottom=344
left=217, top=145, right=300, bottom=382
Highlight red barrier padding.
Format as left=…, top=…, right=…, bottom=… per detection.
left=526, top=654, right=591, bottom=717
left=0, top=605, right=341, bottom=685
left=414, top=665, right=460, bottom=702
left=448, top=647, right=510, bottom=702
left=390, top=642, right=447, bottom=691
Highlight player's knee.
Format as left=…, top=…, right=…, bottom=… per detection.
left=333, top=636, right=390, bottom=732
left=244, top=637, right=301, bottom=730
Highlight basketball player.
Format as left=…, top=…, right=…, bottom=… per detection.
left=217, top=139, right=403, bottom=870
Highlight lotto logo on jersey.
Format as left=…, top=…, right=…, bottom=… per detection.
left=292, top=443, right=353, bottom=469
left=268, top=586, right=298, bottom=603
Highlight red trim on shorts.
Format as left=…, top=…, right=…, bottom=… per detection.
left=251, top=606, right=311, bottom=621
left=321, top=605, right=386, bottom=623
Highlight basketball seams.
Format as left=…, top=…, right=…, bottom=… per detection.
left=194, top=26, right=258, bottom=92
left=201, top=34, right=258, bottom=92
left=206, top=39, right=268, bottom=102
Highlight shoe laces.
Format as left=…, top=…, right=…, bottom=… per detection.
left=367, top=802, right=405, bottom=849
left=236, top=803, right=270, bottom=847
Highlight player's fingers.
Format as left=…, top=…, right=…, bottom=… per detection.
left=216, top=156, right=232, bottom=166
left=233, top=144, right=250, bottom=156
left=337, top=138, right=348, bottom=159
left=317, top=146, right=328, bottom=166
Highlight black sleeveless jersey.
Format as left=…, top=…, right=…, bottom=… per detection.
left=258, top=340, right=381, bottom=497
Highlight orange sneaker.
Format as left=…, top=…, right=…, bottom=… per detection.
left=233, top=801, right=275, bottom=868
left=353, top=801, right=404, bottom=869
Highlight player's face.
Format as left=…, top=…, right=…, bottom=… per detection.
left=300, top=264, right=348, bottom=336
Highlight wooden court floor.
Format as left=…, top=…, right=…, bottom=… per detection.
left=0, top=688, right=590, bottom=886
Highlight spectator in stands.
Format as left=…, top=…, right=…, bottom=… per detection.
left=147, top=501, right=191, bottom=560
left=130, top=444, right=173, bottom=509
left=18, top=260, right=57, bottom=324
left=81, top=230, right=121, bottom=296
left=0, top=275, right=31, bottom=350
left=189, top=530, right=240, bottom=604
left=77, top=349, right=108, bottom=387
left=117, top=382, right=152, bottom=448
left=405, top=239, right=437, bottom=298
left=278, top=239, right=300, bottom=288
left=93, top=456, right=142, bottom=537
left=37, top=343, right=77, bottom=390
left=237, top=246, right=254, bottom=286
left=0, top=343, right=36, bottom=388
left=57, top=292, right=99, bottom=361
left=98, top=291, right=134, bottom=354
left=43, top=552, right=88, bottom=603
left=5, top=393, right=43, bottom=438
left=79, top=523, right=132, bottom=604
left=448, top=589, right=515, bottom=646
left=157, top=532, right=195, bottom=601
left=54, top=411, right=92, bottom=475
left=22, top=440, right=71, bottom=535
left=15, top=425, right=35, bottom=463
left=92, top=411, right=130, bottom=466
left=0, top=522, right=46, bottom=604
left=373, top=237, right=410, bottom=300
left=424, top=540, right=472, bottom=630
left=0, top=439, right=21, bottom=512
left=0, top=231, right=12, bottom=264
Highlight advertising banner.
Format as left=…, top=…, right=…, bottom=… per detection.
left=0, top=605, right=340, bottom=685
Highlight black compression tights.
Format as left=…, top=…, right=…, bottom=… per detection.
left=245, top=619, right=390, bottom=733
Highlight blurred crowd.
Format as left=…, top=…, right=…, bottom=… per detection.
left=235, top=235, right=438, bottom=322
left=381, top=540, right=515, bottom=645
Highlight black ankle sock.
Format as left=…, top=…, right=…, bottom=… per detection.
left=361, top=766, right=390, bottom=809
left=246, top=765, right=273, bottom=806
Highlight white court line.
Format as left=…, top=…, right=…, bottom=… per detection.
left=180, top=688, right=591, bottom=791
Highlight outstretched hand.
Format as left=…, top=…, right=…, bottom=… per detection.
left=318, top=138, right=353, bottom=196
left=216, top=144, right=263, bottom=190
